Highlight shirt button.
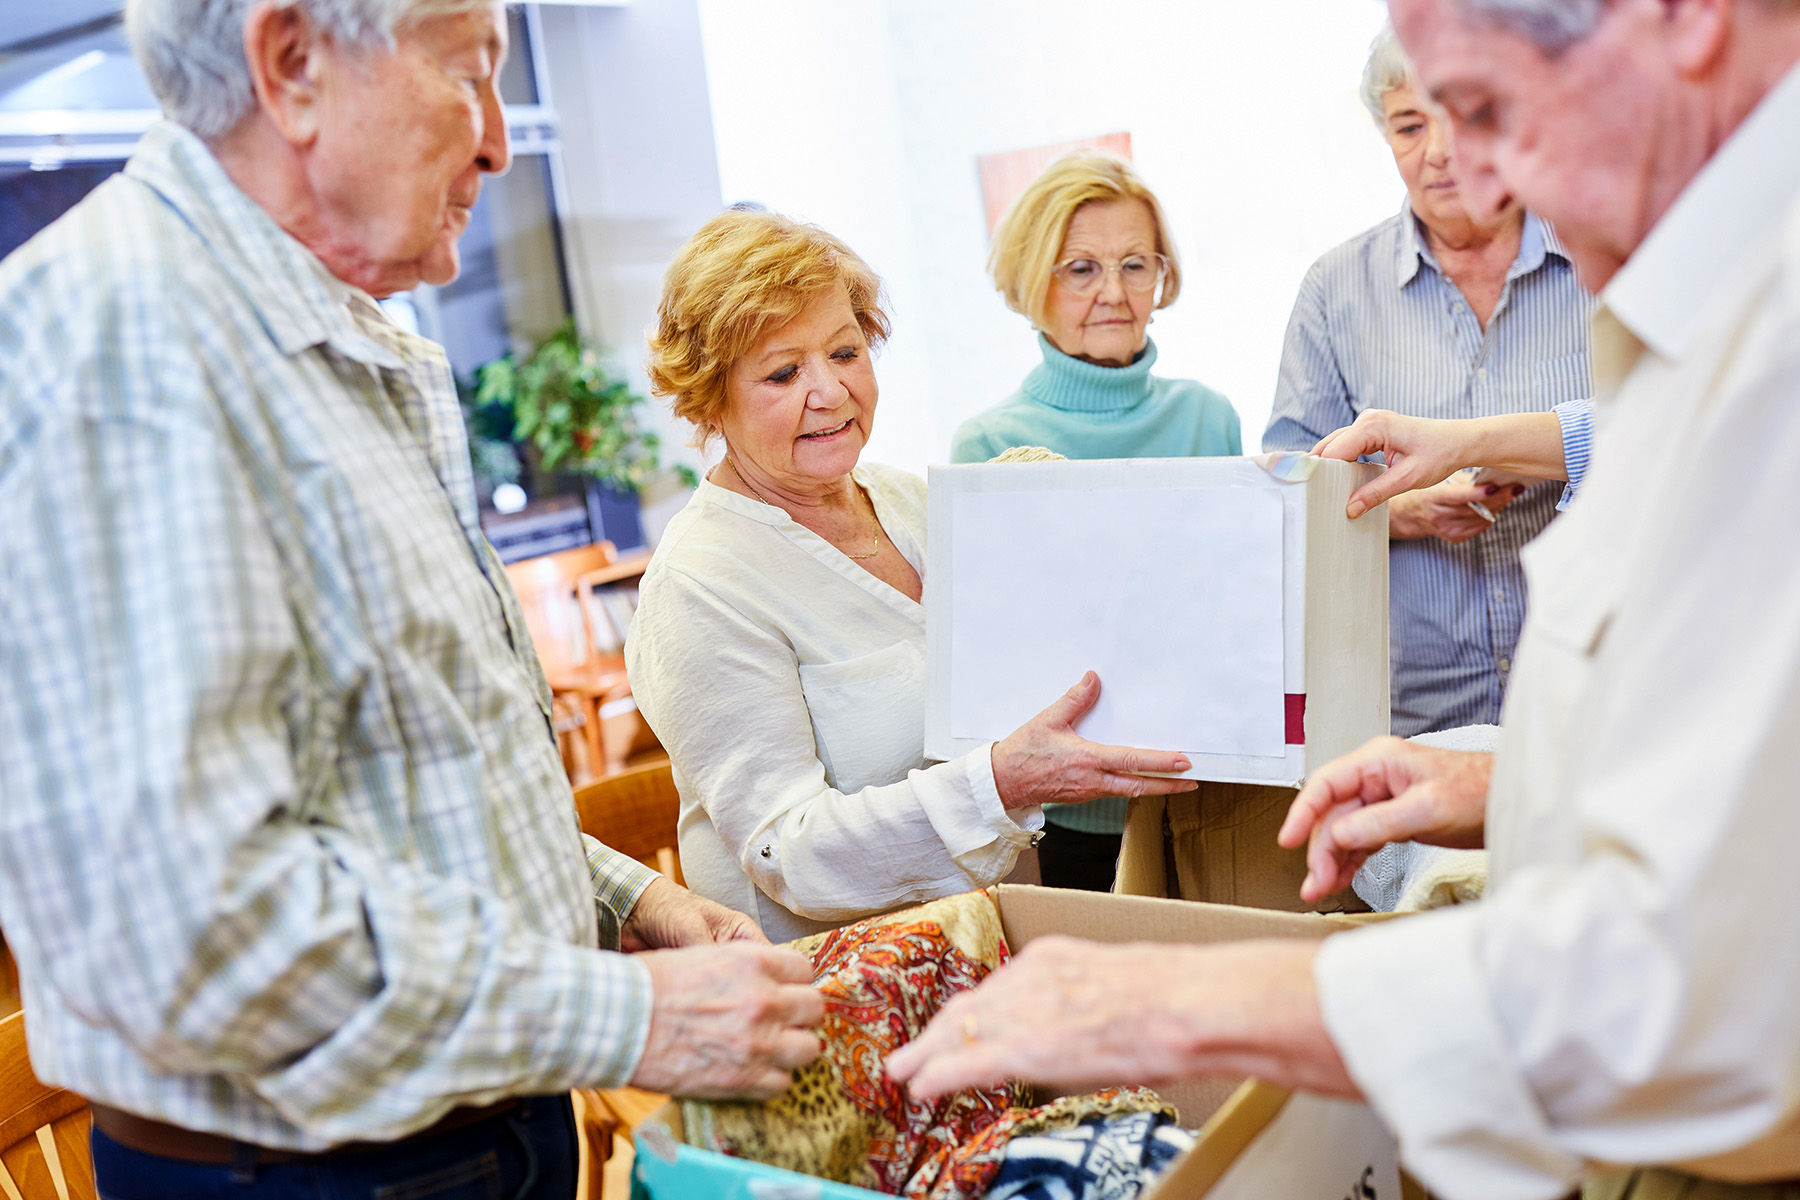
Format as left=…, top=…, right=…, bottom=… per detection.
left=1498, top=657, right=1512, bottom=673
left=1030, top=833, right=1044, bottom=847
left=760, top=845, right=772, bottom=859
left=1493, top=587, right=1507, bottom=601
left=1477, top=367, right=1489, bottom=379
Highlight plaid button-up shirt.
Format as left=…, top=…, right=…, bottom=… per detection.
left=0, top=121, right=659, bottom=1150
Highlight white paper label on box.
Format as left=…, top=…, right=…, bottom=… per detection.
left=1205, top=1094, right=1401, bottom=1200
left=946, top=486, right=1286, bottom=757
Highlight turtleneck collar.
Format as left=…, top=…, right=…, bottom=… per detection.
left=1021, top=333, right=1159, bottom=413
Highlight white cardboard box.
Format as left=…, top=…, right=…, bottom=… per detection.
left=924, top=457, right=1390, bottom=787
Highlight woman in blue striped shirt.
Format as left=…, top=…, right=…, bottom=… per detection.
left=1263, top=25, right=1595, bottom=739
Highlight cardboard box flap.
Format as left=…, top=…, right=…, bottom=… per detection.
left=991, top=883, right=1363, bottom=949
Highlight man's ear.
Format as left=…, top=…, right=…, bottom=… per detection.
left=241, top=0, right=331, bottom=145
left=1661, top=0, right=1731, bottom=79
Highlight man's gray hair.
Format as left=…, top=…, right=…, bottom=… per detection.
left=126, top=0, right=499, bottom=139
left=1360, top=24, right=1420, bottom=128
left=1456, top=0, right=1605, bottom=53
left=1458, top=0, right=1799, bottom=54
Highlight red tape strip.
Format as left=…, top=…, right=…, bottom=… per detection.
left=1285, top=693, right=1306, bottom=745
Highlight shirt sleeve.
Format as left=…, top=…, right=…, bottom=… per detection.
left=1552, top=399, right=1594, bottom=509
left=0, top=357, right=655, bottom=1144
left=583, top=834, right=662, bottom=950
left=1316, top=340, right=1800, bottom=1196
left=1220, top=393, right=1244, bottom=455
left=950, top=417, right=1001, bottom=464
left=627, top=565, right=1040, bottom=923
left=1264, top=264, right=1356, bottom=453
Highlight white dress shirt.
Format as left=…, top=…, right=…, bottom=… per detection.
left=1315, top=62, right=1800, bottom=1198
left=626, top=463, right=1042, bottom=944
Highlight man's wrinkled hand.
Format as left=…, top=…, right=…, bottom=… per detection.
left=629, top=943, right=825, bottom=1099
left=1277, top=737, right=1492, bottom=903
left=622, top=876, right=767, bottom=952
left=886, top=937, right=1355, bottom=1103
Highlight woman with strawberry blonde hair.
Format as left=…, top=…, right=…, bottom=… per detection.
left=627, top=209, right=1197, bottom=942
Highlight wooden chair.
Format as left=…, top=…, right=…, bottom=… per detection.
left=572, top=760, right=683, bottom=886
left=0, top=1013, right=95, bottom=1200
left=1, top=935, right=18, bottom=1021
left=504, top=544, right=633, bottom=781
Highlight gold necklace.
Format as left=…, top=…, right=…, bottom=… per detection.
left=726, top=454, right=883, bottom=560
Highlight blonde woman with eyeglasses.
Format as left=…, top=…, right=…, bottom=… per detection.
left=950, top=151, right=1240, bottom=891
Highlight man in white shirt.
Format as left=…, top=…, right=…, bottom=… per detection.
left=888, top=2, right=1800, bottom=1196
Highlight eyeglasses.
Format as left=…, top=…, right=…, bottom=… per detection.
left=1050, top=253, right=1171, bottom=295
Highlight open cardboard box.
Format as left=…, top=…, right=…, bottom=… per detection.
left=632, top=886, right=1412, bottom=1199
left=1117, top=787, right=1371, bottom=915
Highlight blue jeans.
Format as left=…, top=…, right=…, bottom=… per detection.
left=92, top=1096, right=576, bottom=1200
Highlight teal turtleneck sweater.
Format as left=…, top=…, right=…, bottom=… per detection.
left=950, top=334, right=1241, bottom=467
left=949, top=334, right=1242, bottom=834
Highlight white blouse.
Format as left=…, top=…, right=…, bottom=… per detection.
left=625, top=462, right=1043, bottom=943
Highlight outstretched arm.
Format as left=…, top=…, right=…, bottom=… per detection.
left=1313, top=409, right=1568, bottom=519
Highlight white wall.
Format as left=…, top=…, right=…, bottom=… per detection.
left=698, top=0, right=1400, bottom=474
left=537, top=0, right=724, bottom=492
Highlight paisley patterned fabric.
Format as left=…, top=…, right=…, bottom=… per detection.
left=681, top=891, right=1177, bottom=1199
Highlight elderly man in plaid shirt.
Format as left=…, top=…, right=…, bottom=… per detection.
left=0, top=2, right=823, bottom=1196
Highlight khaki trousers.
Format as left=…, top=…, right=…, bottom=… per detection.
left=1587, top=1171, right=1800, bottom=1200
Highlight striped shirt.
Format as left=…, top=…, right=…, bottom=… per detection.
left=1264, top=201, right=1595, bottom=737
left=0, top=122, right=659, bottom=1150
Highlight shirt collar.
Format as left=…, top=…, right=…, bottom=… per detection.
left=123, top=121, right=404, bottom=369
left=1394, top=197, right=1570, bottom=288
left=1600, top=60, right=1800, bottom=363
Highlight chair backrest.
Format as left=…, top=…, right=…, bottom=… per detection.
left=573, top=761, right=684, bottom=886
left=502, top=542, right=619, bottom=675
left=0, top=1013, right=95, bottom=1200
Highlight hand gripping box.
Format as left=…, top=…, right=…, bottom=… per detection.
left=631, top=886, right=1412, bottom=1200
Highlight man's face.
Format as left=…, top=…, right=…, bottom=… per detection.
left=1390, top=0, right=1677, bottom=289
left=311, top=4, right=510, bottom=295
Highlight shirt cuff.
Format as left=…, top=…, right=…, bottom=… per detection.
left=1554, top=399, right=1594, bottom=510
left=551, top=944, right=656, bottom=1090
left=968, top=741, right=1045, bottom=846
left=1314, top=909, right=1582, bottom=1200
left=916, top=742, right=1043, bottom=863
left=584, top=834, right=663, bottom=951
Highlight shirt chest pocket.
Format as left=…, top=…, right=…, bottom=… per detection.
left=1511, top=519, right=1620, bottom=752
left=1534, top=351, right=1592, bottom=408
left=797, top=639, right=927, bottom=795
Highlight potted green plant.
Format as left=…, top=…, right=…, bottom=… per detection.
left=473, top=319, right=695, bottom=549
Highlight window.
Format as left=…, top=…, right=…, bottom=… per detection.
left=0, top=6, right=601, bottom=559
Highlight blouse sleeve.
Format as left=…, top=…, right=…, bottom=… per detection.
left=626, top=565, right=1041, bottom=923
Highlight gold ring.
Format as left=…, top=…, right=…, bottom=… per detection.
left=960, top=1013, right=979, bottom=1044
